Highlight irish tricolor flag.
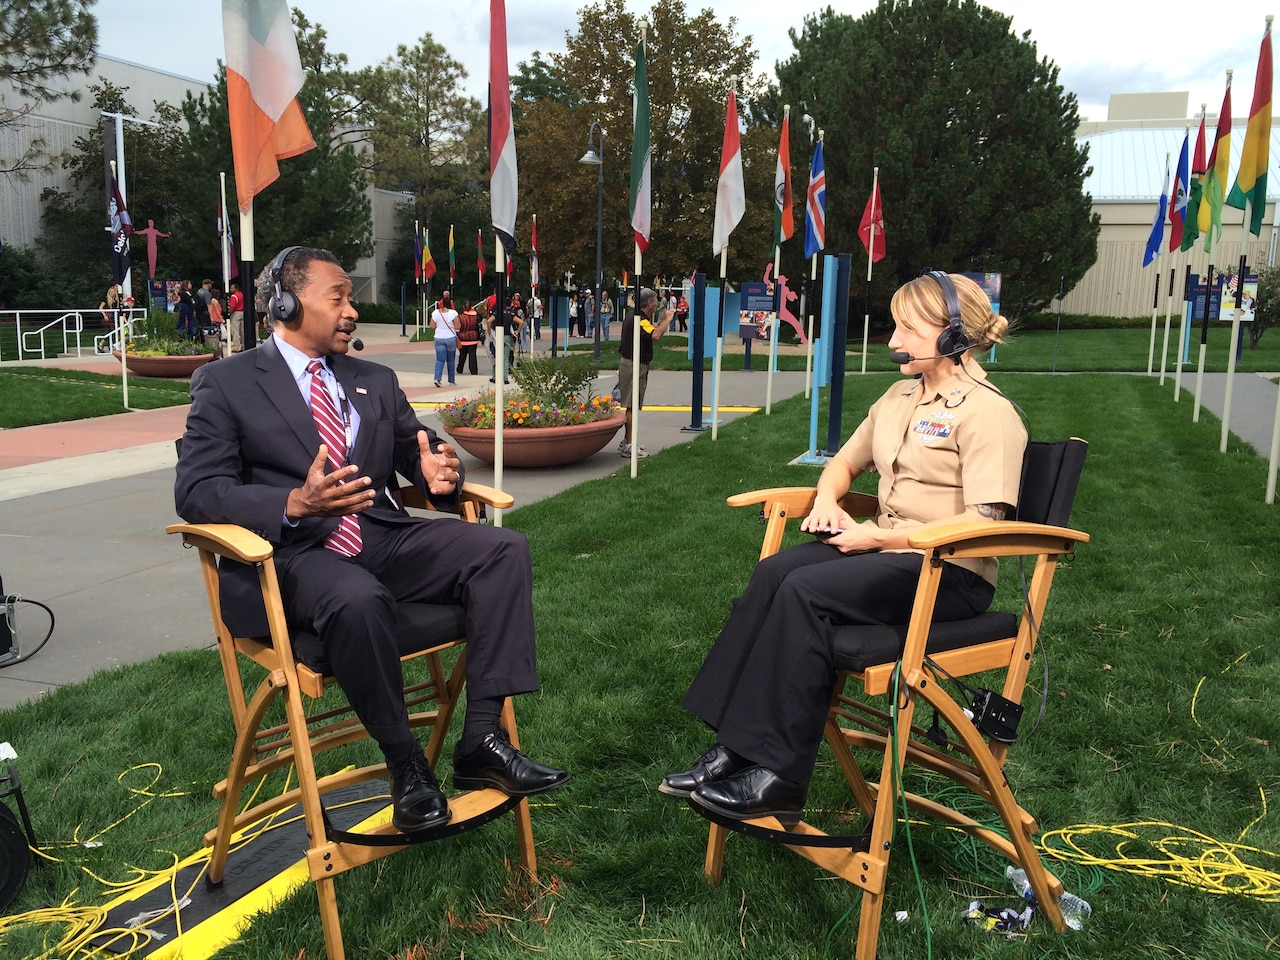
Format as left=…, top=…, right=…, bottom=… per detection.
left=221, top=0, right=315, bottom=214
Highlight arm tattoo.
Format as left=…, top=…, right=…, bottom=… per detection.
left=975, top=502, right=1008, bottom=520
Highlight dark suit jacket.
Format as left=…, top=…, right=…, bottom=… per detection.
left=174, top=336, right=462, bottom=636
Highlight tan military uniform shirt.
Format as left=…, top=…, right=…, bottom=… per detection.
left=835, top=364, right=1027, bottom=585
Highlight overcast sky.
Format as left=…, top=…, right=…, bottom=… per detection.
left=93, top=0, right=1270, bottom=123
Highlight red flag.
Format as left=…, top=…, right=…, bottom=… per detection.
left=477, top=229, right=486, bottom=284
left=712, top=89, right=745, bottom=255
left=489, top=0, right=517, bottom=256
left=858, top=175, right=886, bottom=263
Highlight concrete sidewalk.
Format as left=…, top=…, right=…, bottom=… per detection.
left=2, top=327, right=1277, bottom=710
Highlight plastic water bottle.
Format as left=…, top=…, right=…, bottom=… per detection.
left=1006, top=866, right=1091, bottom=931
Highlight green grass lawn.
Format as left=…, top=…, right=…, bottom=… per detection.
left=2, top=375, right=1278, bottom=959
left=0, top=368, right=193, bottom=429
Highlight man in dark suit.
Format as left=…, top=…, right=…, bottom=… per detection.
left=174, top=246, right=568, bottom=834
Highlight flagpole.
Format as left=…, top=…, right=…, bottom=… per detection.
left=414, top=219, right=422, bottom=339
left=219, top=172, right=233, bottom=356
left=494, top=236, right=506, bottom=520
left=631, top=242, right=642, bottom=476
left=109, top=158, right=129, bottom=410
left=423, top=228, right=432, bottom=329
left=1158, top=258, right=1177, bottom=385
left=1174, top=262, right=1190, bottom=400
left=804, top=254, right=816, bottom=399
left=862, top=167, right=878, bottom=375
left=1193, top=262, right=1214, bottom=422
left=711, top=247, right=727, bottom=441
left=1147, top=151, right=1169, bottom=375
left=1221, top=200, right=1251, bottom=452
left=238, top=203, right=257, bottom=353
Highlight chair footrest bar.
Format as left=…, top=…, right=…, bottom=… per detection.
left=687, top=800, right=873, bottom=851
left=321, top=793, right=521, bottom=847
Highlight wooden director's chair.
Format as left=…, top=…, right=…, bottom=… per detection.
left=168, top=481, right=532, bottom=960
left=693, top=439, right=1088, bottom=959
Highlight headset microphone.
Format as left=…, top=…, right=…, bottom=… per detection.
left=889, top=346, right=965, bottom=364
left=350, top=338, right=364, bottom=351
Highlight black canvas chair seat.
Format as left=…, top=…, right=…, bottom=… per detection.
left=832, top=611, right=1018, bottom=672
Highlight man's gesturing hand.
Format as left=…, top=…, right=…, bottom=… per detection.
left=418, top=430, right=461, bottom=495
left=286, top=444, right=376, bottom=520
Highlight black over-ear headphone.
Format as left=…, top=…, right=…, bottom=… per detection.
left=925, top=270, right=970, bottom=363
left=267, top=245, right=303, bottom=322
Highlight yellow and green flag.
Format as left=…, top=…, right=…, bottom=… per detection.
left=1226, top=21, right=1273, bottom=236
left=1199, top=79, right=1232, bottom=252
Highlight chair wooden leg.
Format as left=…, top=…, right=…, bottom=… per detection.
left=703, top=822, right=728, bottom=886
left=500, top=698, right=538, bottom=878
left=316, top=875, right=346, bottom=960
left=208, top=676, right=282, bottom=884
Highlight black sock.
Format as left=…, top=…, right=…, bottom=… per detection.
left=382, top=736, right=423, bottom=772
left=458, top=696, right=504, bottom=753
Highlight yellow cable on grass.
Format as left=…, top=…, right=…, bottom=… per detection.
left=1040, top=817, right=1280, bottom=901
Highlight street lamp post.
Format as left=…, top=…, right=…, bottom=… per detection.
left=580, top=122, right=605, bottom=363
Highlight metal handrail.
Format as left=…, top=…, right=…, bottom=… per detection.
left=2, top=307, right=153, bottom=362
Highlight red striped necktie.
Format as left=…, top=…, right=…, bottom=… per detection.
left=307, top=360, right=362, bottom=557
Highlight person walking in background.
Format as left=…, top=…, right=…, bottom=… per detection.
left=430, top=294, right=459, bottom=388
left=228, top=282, right=245, bottom=352
left=177, top=281, right=198, bottom=340
left=530, top=291, right=544, bottom=342
left=600, top=290, right=614, bottom=340
left=456, top=305, right=483, bottom=376
left=676, top=293, right=689, bottom=333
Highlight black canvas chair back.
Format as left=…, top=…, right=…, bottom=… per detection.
left=1016, top=438, right=1087, bottom=527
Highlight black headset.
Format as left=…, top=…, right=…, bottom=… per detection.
left=267, top=245, right=303, bottom=322
left=925, top=270, right=970, bottom=363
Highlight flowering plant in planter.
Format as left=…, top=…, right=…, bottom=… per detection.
left=437, top=357, right=621, bottom=430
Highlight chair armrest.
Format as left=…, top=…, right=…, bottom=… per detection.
left=906, top=519, right=1090, bottom=558
left=457, top=482, right=516, bottom=510
left=396, top=481, right=516, bottom=513
left=726, top=487, right=878, bottom=519
left=166, top=522, right=274, bottom=563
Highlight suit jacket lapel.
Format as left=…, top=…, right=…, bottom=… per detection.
left=256, top=337, right=321, bottom=458
left=332, top=355, right=376, bottom=467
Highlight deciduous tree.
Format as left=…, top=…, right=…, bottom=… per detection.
left=777, top=0, right=1099, bottom=318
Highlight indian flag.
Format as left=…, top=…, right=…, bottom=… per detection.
left=221, top=0, right=315, bottom=214
left=774, top=108, right=794, bottom=248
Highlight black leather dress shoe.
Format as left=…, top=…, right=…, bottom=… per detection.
left=658, top=744, right=749, bottom=798
left=388, top=752, right=451, bottom=833
left=452, top=731, right=570, bottom=796
left=690, top=765, right=807, bottom=827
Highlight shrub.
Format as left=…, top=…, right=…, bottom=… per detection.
left=437, top=356, right=619, bottom=429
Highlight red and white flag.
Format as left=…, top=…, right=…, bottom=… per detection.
left=221, top=0, right=316, bottom=214
left=489, top=0, right=517, bottom=256
left=858, top=173, right=886, bottom=263
left=713, top=89, right=745, bottom=256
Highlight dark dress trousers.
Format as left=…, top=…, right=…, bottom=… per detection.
left=175, top=338, right=538, bottom=746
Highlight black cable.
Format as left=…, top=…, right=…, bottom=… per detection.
left=1, top=596, right=55, bottom=669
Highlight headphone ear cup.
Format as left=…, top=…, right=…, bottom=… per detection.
left=270, top=290, right=299, bottom=322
